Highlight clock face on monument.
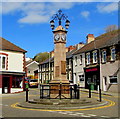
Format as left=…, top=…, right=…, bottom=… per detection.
left=54, top=34, right=60, bottom=41
left=61, top=34, right=66, bottom=41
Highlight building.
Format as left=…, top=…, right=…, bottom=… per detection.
left=73, top=31, right=120, bottom=92
left=100, top=34, right=120, bottom=92
left=0, top=37, right=27, bottom=94
left=26, top=60, right=39, bottom=79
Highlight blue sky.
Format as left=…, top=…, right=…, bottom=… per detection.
left=1, top=2, right=118, bottom=58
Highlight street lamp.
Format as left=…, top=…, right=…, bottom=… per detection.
left=50, top=9, right=70, bottom=30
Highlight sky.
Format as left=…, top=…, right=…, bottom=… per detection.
left=1, top=1, right=118, bottom=58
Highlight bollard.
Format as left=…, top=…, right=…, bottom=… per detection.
left=99, top=88, right=102, bottom=102
left=74, top=84, right=77, bottom=99
left=70, top=87, right=72, bottom=99
left=40, top=85, right=41, bottom=99
left=26, top=88, right=29, bottom=102
left=77, top=89, right=80, bottom=99
left=41, top=85, right=43, bottom=99
left=89, top=84, right=91, bottom=98
left=59, top=89, right=61, bottom=99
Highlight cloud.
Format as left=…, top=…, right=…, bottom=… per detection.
left=1, top=2, right=75, bottom=24
left=1, top=2, right=23, bottom=14
left=18, top=14, right=49, bottom=24
left=81, top=11, right=90, bottom=19
left=97, top=2, right=118, bottom=13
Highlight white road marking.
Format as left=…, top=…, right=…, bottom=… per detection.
left=75, top=113, right=84, bottom=115
left=87, top=114, right=97, bottom=116
left=58, top=112, right=68, bottom=114
left=64, top=111, right=74, bottom=113
left=0, top=104, right=8, bottom=106
left=68, top=113, right=80, bottom=116
left=49, top=111, right=111, bottom=118
left=100, top=116, right=109, bottom=118
left=80, top=115, right=91, bottom=117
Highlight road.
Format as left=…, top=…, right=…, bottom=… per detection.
left=1, top=88, right=119, bottom=119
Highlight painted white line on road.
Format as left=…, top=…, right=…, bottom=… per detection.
left=58, top=112, right=68, bottom=114
left=100, top=116, right=109, bottom=118
left=75, top=113, right=84, bottom=115
left=80, top=115, right=91, bottom=117
left=64, top=111, right=73, bottom=113
left=0, top=104, right=8, bottom=106
left=87, top=114, right=97, bottom=116
left=68, top=113, right=80, bottom=116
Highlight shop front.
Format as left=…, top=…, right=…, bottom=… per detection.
left=1, top=72, right=25, bottom=94
left=84, top=66, right=100, bottom=90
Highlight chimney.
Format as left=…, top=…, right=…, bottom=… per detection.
left=86, top=34, right=95, bottom=44
left=76, top=42, right=85, bottom=49
left=68, top=45, right=76, bottom=52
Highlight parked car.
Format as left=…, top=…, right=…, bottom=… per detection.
left=29, top=79, right=38, bottom=88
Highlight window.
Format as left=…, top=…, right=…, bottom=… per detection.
left=75, top=56, right=77, bottom=66
left=86, top=53, right=90, bottom=65
left=109, top=76, right=117, bottom=84
left=102, top=50, right=107, bottom=63
left=93, top=51, right=97, bottom=63
left=79, top=55, right=82, bottom=65
left=111, top=48, right=116, bottom=61
left=79, top=75, right=84, bottom=82
left=0, top=55, right=7, bottom=70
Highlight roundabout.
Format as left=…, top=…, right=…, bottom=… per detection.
left=11, top=96, right=115, bottom=111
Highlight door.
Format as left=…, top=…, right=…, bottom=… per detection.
left=2, top=77, right=10, bottom=93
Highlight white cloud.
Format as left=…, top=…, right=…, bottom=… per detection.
left=1, top=2, right=76, bottom=24
left=18, top=14, right=49, bottom=24
left=2, top=2, right=24, bottom=14
left=81, top=11, right=90, bottom=19
left=97, top=2, right=118, bottom=13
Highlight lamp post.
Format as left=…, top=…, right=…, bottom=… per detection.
left=50, top=9, right=70, bottom=30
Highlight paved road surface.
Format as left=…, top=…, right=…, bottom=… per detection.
left=1, top=88, right=119, bottom=119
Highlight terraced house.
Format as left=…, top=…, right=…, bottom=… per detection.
left=0, top=37, right=27, bottom=94
left=73, top=30, right=120, bottom=93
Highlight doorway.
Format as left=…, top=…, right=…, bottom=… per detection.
left=2, top=77, right=10, bottom=93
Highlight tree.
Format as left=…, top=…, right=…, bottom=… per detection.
left=33, top=52, right=49, bottom=63
left=105, top=25, right=118, bottom=33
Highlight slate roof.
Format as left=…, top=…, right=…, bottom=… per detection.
left=0, top=37, right=27, bottom=53
left=73, top=31, right=120, bottom=55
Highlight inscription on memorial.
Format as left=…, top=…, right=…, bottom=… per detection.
left=61, top=61, right=66, bottom=74
left=55, top=66, right=59, bottom=77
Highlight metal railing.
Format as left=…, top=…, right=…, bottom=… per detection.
left=39, top=84, right=80, bottom=99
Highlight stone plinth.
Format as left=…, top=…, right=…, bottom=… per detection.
left=49, top=82, right=70, bottom=98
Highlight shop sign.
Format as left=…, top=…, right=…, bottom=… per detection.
left=86, top=68, right=98, bottom=72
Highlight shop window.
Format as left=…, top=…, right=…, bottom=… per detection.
left=79, top=75, right=84, bottom=82
left=111, top=48, right=116, bottom=61
left=93, top=51, right=97, bottom=63
left=0, top=55, right=7, bottom=70
left=102, top=50, right=107, bottom=63
left=109, top=76, right=117, bottom=84
left=86, top=53, right=90, bottom=65
left=79, top=55, right=82, bottom=65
